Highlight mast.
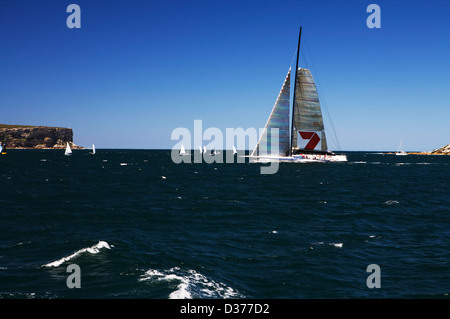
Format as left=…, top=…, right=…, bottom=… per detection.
left=290, top=26, right=302, bottom=157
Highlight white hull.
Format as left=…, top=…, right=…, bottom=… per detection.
left=248, top=153, right=347, bottom=163
left=395, top=152, right=407, bottom=156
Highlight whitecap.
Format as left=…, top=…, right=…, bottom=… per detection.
left=161, top=176, right=167, bottom=179
left=43, top=241, right=111, bottom=268
left=384, top=200, right=399, bottom=205
left=120, top=163, right=128, bottom=166
left=395, top=163, right=410, bottom=166
left=139, top=267, right=242, bottom=299
left=330, top=243, right=343, bottom=248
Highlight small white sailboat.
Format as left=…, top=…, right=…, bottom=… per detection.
left=203, top=146, right=207, bottom=154
left=395, top=139, right=407, bottom=156
left=233, top=145, right=237, bottom=155
left=179, top=144, right=187, bottom=155
left=64, top=142, right=72, bottom=156
left=199, top=146, right=203, bottom=154
left=90, top=144, right=96, bottom=155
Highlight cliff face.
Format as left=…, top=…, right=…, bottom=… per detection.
left=0, top=125, right=81, bottom=149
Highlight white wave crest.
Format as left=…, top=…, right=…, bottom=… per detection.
left=384, top=200, right=400, bottom=205
left=43, top=241, right=111, bottom=267
left=139, top=267, right=242, bottom=299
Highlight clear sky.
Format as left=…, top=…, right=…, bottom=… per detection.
left=1, top=0, right=449, bottom=151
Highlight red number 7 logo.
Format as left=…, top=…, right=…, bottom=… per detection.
left=299, top=131, right=321, bottom=150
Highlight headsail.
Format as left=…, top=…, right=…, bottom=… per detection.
left=292, top=68, right=328, bottom=152
left=252, top=69, right=291, bottom=156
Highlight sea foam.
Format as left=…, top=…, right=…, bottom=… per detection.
left=43, top=241, right=111, bottom=267
left=139, top=267, right=242, bottom=299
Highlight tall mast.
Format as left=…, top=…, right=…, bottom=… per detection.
left=289, top=26, right=302, bottom=157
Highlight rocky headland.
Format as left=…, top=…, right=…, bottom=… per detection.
left=408, top=144, right=450, bottom=155
left=0, top=124, right=83, bottom=149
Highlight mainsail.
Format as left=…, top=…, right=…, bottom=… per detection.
left=292, top=68, right=328, bottom=152
left=252, top=69, right=291, bottom=156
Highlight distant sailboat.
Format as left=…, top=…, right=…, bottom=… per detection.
left=90, top=144, right=96, bottom=155
left=199, top=146, right=203, bottom=154
left=210, top=147, right=219, bottom=156
left=395, top=139, right=407, bottom=156
left=0, top=143, right=6, bottom=155
left=64, top=142, right=72, bottom=156
left=203, top=146, right=207, bottom=154
left=233, top=145, right=237, bottom=155
left=250, top=26, right=347, bottom=163
left=180, top=144, right=187, bottom=155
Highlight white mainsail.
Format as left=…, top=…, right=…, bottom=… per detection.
left=91, top=144, right=96, bottom=155
left=65, top=142, right=72, bottom=156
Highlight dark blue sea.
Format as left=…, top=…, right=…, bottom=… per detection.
left=0, top=149, right=449, bottom=300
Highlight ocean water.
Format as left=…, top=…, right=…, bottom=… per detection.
left=0, top=149, right=449, bottom=299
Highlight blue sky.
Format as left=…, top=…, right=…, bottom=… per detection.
left=1, top=0, right=449, bottom=151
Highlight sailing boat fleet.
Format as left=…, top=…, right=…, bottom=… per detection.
left=64, top=142, right=96, bottom=156
left=177, top=27, right=347, bottom=163
left=1, top=28, right=416, bottom=160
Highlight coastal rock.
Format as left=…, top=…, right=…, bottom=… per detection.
left=431, top=144, right=450, bottom=154
left=408, top=144, right=450, bottom=155
left=0, top=124, right=83, bottom=149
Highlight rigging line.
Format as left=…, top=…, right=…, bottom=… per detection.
left=304, top=39, right=341, bottom=151
left=302, top=37, right=342, bottom=151
left=300, top=39, right=338, bottom=150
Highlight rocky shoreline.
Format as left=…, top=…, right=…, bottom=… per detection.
left=407, top=144, right=450, bottom=155
left=0, top=125, right=84, bottom=149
